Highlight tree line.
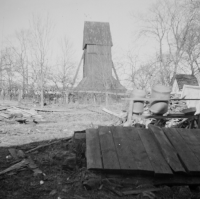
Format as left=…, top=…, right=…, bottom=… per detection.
left=1, top=0, right=200, bottom=105
left=123, top=0, right=200, bottom=90
left=0, top=15, right=75, bottom=107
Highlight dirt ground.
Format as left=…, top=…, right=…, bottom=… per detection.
left=1, top=100, right=200, bottom=199
left=0, top=100, right=120, bottom=147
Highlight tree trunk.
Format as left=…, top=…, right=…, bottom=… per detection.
left=40, top=72, right=44, bottom=108
left=170, top=61, right=178, bottom=86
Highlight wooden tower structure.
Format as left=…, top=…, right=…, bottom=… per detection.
left=75, top=21, right=125, bottom=92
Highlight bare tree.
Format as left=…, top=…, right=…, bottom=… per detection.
left=29, top=15, right=54, bottom=107
left=55, top=37, right=74, bottom=103
left=0, top=47, right=17, bottom=99
left=136, top=0, right=198, bottom=86
left=166, top=0, right=195, bottom=85
left=124, top=50, right=140, bottom=88
left=11, top=30, right=30, bottom=98
left=182, top=1, right=200, bottom=76
left=137, top=0, right=169, bottom=84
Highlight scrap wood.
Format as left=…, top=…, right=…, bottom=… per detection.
left=27, top=156, right=43, bottom=175
left=166, top=118, right=188, bottom=128
left=182, top=107, right=196, bottom=115
left=8, top=148, right=19, bottom=160
left=102, top=108, right=126, bottom=119
left=73, top=195, right=86, bottom=199
left=33, top=120, right=57, bottom=124
left=25, top=136, right=72, bottom=154
left=122, top=187, right=162, bottom=196
left=34, top=108, right=69, bottom=112
left=104, top=186, right=123, bottom=197
left=0, top=159, right=29, bottom=175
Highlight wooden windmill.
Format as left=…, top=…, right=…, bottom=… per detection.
left=74, top=21, right=125, bottom=93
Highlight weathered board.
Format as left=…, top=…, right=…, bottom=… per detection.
left=98, top=126, right=120, bottom=169
left=163, top=128, right=200, bottom=173
left=138, top=128, right=172, bottom=175
left=176, top=128, right=200, bottom=162
left=86, top=126, right=200, bottom=176
left=191, top=129, right=200, bottom=141
left=148, top=125, right=185, bottom=173
left=86, top=129, right=102, bottom=169
left=111, top=126, right=153, bottom=173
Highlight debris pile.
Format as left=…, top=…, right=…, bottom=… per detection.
left=0, top=105, right=44, bottom=124
left=102, top=93, right=200, bottom=129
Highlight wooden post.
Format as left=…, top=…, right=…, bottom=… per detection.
left=71, top=51, right=84, bottom=88
left=112, top=61, right=120, bottom=83
left=65, top=91, right=69, bottom=104
left=124, top=99, right=133, bottom=126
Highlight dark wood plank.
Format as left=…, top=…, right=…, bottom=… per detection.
left=111, top=126, right=153, bottom=173
left=148, top=125, right=185, bottom=173
left=8, top=148, right=19, bottom=160
left=138, top=128, right=172, bottom=174
left=86, top=129, right=102, bottom=169
left=143, top=114, right=194, bottom=119
left=176, top=128, right=200, bottom=161
left=191, top=129, right=200, bottom=141
left=163, top=128, right=200, bottom=173
left=98, top=126, right=120, bottom=169
left=108, top=175, right=200, bottom=186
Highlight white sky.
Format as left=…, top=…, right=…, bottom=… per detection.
left=0, top=0, right=155, bottom=56
left=0, top=0, right=156, bottom=87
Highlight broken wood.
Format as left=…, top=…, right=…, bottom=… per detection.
left=182, top=107, right=196, bottom=115
left=0, top=159, right=29, bottom=175
left=122, top=187, right=162, bottom=195
left=26, top=137, right=72, bottom=154
left=102, top=108, right=126, bottom=119
left=8, top=148, right=19, bottom=160
left=27, top=156, right=43, bottom=176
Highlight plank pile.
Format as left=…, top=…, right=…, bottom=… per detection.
left=86, top=125, right=200, bottom=178
left=0, top=105, right=43, bottom=124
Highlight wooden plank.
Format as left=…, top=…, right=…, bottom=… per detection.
left=148, top=125, right=185, bottom=173
left=163, top=128, right=200, bottom=173
left=98, top=126, right=120, bottom=169
left=138, top=129, right=172, bottom=174
left=109, top=175, right=200, bottom=186
left=86, top=129, right=102, bottom=169
left=111, top=126, right=153, bottom=173
left=144, top=114, right=194, bottom=119
left=176, top=128, right=200, bottom=161
left=8, top=148, right=19, bottom=160
left=191, top=129, right=200, bottom=141
left=111, top=126, right=137, bottom=170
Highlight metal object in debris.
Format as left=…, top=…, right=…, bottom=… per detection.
left=131, top=89, right=146, bottom=113
left=150, top=85, right=171, bottom=114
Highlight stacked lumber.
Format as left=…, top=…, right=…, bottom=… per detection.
left=0, top=105, right=43, bottom=124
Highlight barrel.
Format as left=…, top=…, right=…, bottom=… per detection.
left=131, top=89, right=146, bottom=113
left=150, top=85, right=171, bottom=114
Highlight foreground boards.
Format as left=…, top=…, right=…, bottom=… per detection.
left=86, top=125, right=200, bottom=177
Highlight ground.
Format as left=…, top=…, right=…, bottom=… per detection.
left=0, top=100, right=200, bottom=199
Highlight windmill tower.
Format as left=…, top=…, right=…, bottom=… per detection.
left=75, top=21, right=125, bottom=93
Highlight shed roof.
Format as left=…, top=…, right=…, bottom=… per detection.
left=83, top=21, right=113, bottom=49
left=175, top=74, right=199, bottom=90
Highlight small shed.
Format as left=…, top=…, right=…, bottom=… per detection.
left=75, top=21, right=126, bottom=92
left=171, top=74, right=199, bottom=94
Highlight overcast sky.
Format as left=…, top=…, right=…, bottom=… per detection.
left=0, top=0, right=158, bottom=89
left=0, top=0, right=155, bottom=59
